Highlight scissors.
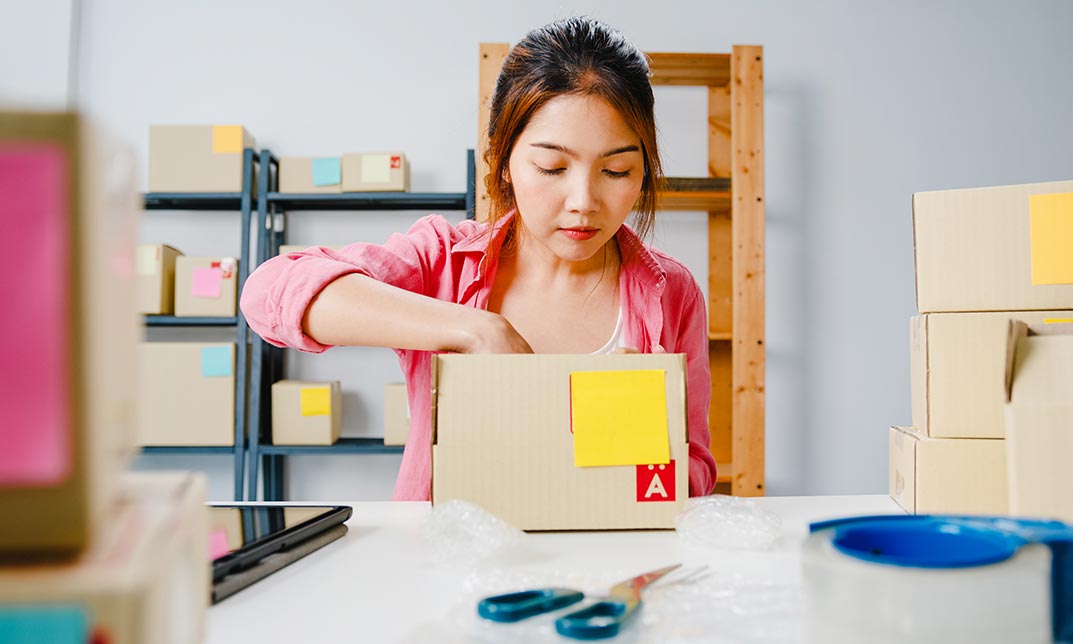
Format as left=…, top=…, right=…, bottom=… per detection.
left=477, top=564, right=680, bottom=639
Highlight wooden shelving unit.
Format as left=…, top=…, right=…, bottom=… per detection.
left=477, top=44, right=765, bottom=496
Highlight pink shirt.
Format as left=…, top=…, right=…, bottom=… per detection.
left=240, top=213, right=718, bottom=499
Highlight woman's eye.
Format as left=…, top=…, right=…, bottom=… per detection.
left=535, top=166, right=566, bottom=176
left=604, top=169, right=632, bottom=179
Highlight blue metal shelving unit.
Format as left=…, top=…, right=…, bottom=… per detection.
left=140, top=148, right=260, bottom=501
left=246, top=149, right=476, bottom=501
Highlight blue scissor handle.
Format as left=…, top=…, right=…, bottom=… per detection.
left=477, top=588, right=585, bottom=623
left=555, top=600, right=635, bottom=640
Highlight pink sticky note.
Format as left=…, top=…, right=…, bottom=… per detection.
left=210, top=528, right=230, bottom=560
left=0, top=143, right=71, bottom=485
left=191, top=267, right=223, bottom=298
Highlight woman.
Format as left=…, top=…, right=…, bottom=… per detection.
left=240, top=16, right=718, bottom=500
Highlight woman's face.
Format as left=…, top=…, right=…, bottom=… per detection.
left=506, top=94, right=645, bottom=266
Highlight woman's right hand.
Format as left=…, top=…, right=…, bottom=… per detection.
left=458, top=309, right=534, bottom=354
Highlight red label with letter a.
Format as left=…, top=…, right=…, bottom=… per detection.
left=636, top=461, right=676, bottom=502
left=390, top=155, right=402, bottom=169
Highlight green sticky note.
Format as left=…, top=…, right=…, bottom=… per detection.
left=0, top=605, right=88, bottom=643
left=1029, top=192, right=1073, bottom=285
left=200, top=346, right=232, bottom=377
left=570, top=370, right=670, bottom=467
left=311, top=157, right=341, bottom=186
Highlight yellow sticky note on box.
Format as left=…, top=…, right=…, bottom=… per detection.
left=212, top=125, right=243, bottom=154
left=300, top=387, right=331, bottom=416
left=570, top=370, right=670, bottom=467
left=1029, top=193, right=1073, bottom=285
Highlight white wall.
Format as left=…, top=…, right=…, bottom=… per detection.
left=0, top=0, right=75, bottom=110
left=73, top=0, right=1073, bottom=500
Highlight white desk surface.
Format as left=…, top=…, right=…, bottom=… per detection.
left=207, top=495, right=901, bottom=643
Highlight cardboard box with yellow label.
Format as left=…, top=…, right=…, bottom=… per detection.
left=174, top=256, right=238, bottom=317
left=271, top=380, right=342, bottom=445
left=0, top=112, right=139, bottom=558
left=342, top=152, right=409, bottom=192
left=149, top=125, right=255, bottom=193
left=136, top=342, right=235, bottom=446
left=279, top=157, right=343, bottom=193
left=911, top=311, right=1073, bottom=438
left=432, top=354, right=688, bottom=531
left=913, top=179, right=1073, bottom=313
left=1004, top=321, right=1073, bottom=523
left=888, top=425, right=1006, bottom=515
left=136, top=243, right=182, bottom=315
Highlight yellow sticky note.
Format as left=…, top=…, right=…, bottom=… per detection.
left=1045, top=318, right=1073, bottom=324
left=135, top=245, right=157, bottom=276
left=570, top=370, right=669, bottom=467
left=212, top=125, right=243, bottom=154
left=1029, top=193, right=1073, bottom=285
left=300, top=387, right=331, bottom=417
left=361, top=154, right=391, bottom=184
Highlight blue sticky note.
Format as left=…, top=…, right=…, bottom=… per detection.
left=200, top=346, right=233, bottom=378
left=0, top=605, right=88, bottom=643
left=311, top=157, right=341, bottom=186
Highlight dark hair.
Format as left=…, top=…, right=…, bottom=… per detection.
left=485, top=16, right=662, bottom=241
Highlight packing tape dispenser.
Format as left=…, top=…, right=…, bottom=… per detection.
left=803, top=515, right=1073, bottom=644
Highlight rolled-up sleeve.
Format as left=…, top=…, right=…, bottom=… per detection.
left=239, top=214, right=458, bottom=353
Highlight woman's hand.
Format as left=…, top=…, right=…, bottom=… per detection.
left=455, top=309, right=534, bottom=354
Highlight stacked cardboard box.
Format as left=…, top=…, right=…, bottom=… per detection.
left=271, top=380, right=342, bottom=445
left=891, top=179, right=1073, bottom=515
left=278, top=152, right=409, bottom=193
left=137, top=243, right=183, bottom=314
left=1, top=112, right=208, bottom=642
left=149, top=125, right=255, bottom=192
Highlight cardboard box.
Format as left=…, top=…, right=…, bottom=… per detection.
left=137, top=243, right=182, bottom=314
left=271, top=380, right=342, bottom=445
left=136, top=342, right=235, bottom=446
left=1004, top=321, right=1073, bottom=522
left=279, top=156, right=343, bottom=193
left=888, top=426, right=1007, bottom=515
left=342, top=152, right=409, bottom=192
left=149, top=125, right=255, bottom=193
left=911, top=311, right=1073, bottom=438
left=913, top=179, right=1073, bottom=313
left=432, top=354, right=688, bottom=531
left=0, top=472, right=209, bottom=644
left=384, top=383, right=409, bottom=446
left=0, top=112, right=139, bottom=557
left=174, top=256, right=238, bottom=317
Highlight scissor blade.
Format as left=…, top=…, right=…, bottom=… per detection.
left=608, top=564, right=681, bottom=602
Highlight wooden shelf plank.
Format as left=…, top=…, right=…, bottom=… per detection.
left=708, top=332, right=732, bottom=341
left=647, top=53, right=731, bottom=87
left=716, top=462, right=734, bottom=484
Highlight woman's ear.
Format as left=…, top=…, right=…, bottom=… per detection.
left=502, top=167, right=511, bottom=184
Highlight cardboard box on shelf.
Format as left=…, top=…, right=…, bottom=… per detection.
left=342, top=152, right=409, bottom=192
left=137, top=243, right=182, bottom=315
left=1004, top=321, right=1073, bottom=523
left=271, top=380, right=342, bottom=446
left=279, top=156, right=343, bottom=194
left=913, top=179, right=1073, bottom=313
left=383, top=383, right=409, bottom=446
left=136, top=342, right=235, bottom=446
left=148, top=125, right=255, bottom=193
left=432, top=354, right=688, bottom=531
left=888, top=426, right=1007, bottom=515
left=0, top=112, right=139, bottom=557
left=911, top=311, right=1073, bottom=439
left=174, top=256, right=238, bottom=317
left=0, top=472, right=209, bottom=644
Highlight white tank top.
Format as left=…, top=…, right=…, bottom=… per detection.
left=590, top=307, right=627, bottom=355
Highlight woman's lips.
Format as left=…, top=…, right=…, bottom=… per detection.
left=560, top=227, right=598, bottom=241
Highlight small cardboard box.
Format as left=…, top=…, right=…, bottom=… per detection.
left=0, top=472, right=209, bottom=644
left=383, top=383, right=409, bottom=446
left=432, top=354, right=688, bottom=531
left=889, top=426, right=1007, bottom=515
left=149, top=125, right=255, bottom=193
left=1004, top=321, right=1073, bottom=522
left=137, top=243, right=182, bottom=314
left=911, top=311, right=1073, bottom=438
left=342, top=152, right=409, bottom=192
left=913, top=179, right=1073, bottom=313
left=174, top=256, right=238, bottom=317
left=136, top=342, right=235, bottom=446
left=0, top=112, right=139, bottom=557
left=279, top=156, right=343, bottom=193
left=271, top=380, right=342, bottom=445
